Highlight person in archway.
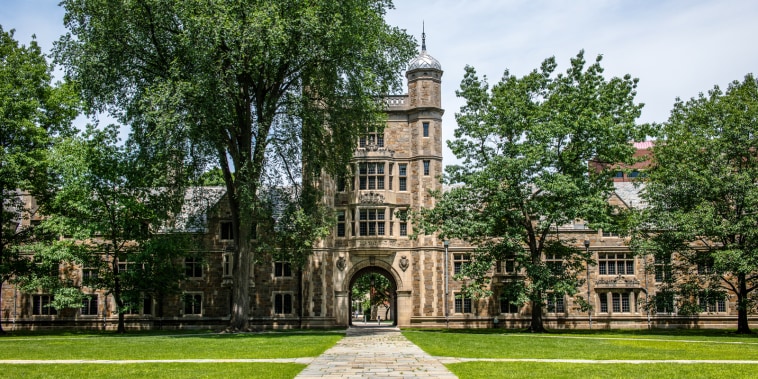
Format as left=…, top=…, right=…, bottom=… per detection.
left=377, top=315, right=381, bottom=325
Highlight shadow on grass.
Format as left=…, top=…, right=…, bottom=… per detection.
left=0, top=328, right=346, bottom=339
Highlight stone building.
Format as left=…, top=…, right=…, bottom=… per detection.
left=0, top=35, right=451, bottom=331
left=305, top=32, right=448, bottom=328
left=2, top=36, right=753, bottom=331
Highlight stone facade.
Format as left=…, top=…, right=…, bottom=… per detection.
left=305, top=38, right=449, bottom=328
left=2, top=40, right=755, bottom=331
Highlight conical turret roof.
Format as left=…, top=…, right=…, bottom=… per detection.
left=407, top=29, right=441, bottom=71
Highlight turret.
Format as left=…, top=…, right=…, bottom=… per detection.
left=406, top=29, right=443, bottom=109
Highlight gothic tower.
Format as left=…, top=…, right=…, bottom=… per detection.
left=299, top=31, right=446, bottom=328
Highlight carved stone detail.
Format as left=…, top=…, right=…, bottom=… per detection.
left=359, top=191, right=385, bottom=204
left=336, top=256, right=346, bottom=271
left=399, top=255, right=409, bottom=272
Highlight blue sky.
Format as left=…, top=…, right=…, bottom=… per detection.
left=3, top=0, right=758, bottom=165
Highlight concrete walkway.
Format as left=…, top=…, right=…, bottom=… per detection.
left=295, top=325, right=457, bottom=378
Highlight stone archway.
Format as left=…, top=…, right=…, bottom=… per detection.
left=347, top=266, right=398, bottom=326
left=337, top=256, right=409, bottom=327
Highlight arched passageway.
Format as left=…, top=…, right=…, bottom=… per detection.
left=347, top=266, right=398, bottom=327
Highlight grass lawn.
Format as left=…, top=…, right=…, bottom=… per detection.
left=447, top=361, right=758, bottom=379
left=0, top=363, right=305, bottom=379
left=402, top=329, right=758, bottom=360
left=0, top=330, right=342, bottom=360
left=0, top=329, right=341, bottom=378
left=403, top=329, right=758, bottom=379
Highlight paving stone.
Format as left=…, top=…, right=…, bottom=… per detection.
left=295, top=326, right=457, bottom=378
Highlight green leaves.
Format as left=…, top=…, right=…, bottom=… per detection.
left=56, top=0, right=415, bottom=329
left=36, top=125, right=192, bottom=330
left=636, top=74, right=758, bottom=332
left=1, top=26, right=79, bottom=331
left=439, top=51, right=644, bottom=242
left=421, top=51, right=644, bottom=331
left=1, top=25, right=78, bottom=212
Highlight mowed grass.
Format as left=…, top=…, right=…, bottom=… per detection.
left=402, top=329, right=758, bottom=360
left=0, top=330, right=342, bottom=360
left=0, top=330, right=341, bottom=378
left=0, top=363, right=305, bottom=379
left=403, top=329, right=758, bottom=379
left=447, top=362, right=758, bottom=379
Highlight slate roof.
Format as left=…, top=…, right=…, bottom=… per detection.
left=613, top=182, right=646, bottom=209
left=162, top=186, right=226, bottom=233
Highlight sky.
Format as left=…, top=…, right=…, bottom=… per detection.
left=3, top=0, right=758, bottom=166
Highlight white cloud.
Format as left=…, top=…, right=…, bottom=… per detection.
left=4, top=0, right=757, bottom=164
left=387, top=0, right=758, bottom=165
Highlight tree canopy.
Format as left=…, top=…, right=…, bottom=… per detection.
left=42, top=125, right=191, bottom=333
left=56, top=0, right=415, bottom=330
left=632, top=74, right=758, bottom=334
left=417, top=51, right=645, bottom=332
left=0, top=26, right=79, bottom=333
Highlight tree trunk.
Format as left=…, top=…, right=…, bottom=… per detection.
left=737, top=305, right=750, bottom=334
left=112, top=288, right=126, bottom=334
left=117, top=308, right=125, bottom=334
left=736, top=274, right=751, bottom=334
left=222, top=141, right=262, bottom=332
left=529, top=298, right=546, bottom=333
left=527, top=238, right=546, bottom=333
left=229, top=236, right=252, bottom=331
left=113, top=260, right=125, bottom=334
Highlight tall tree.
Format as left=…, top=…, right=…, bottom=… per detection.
left=417, top=52, right=645, bottom=332
left=55, top=0, right=415, bottom=331
left=44, top=125, right=188, bottom=333
left=632, top=75, right=758, bottom=334
left=0, top=26, right=78, bottom=333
